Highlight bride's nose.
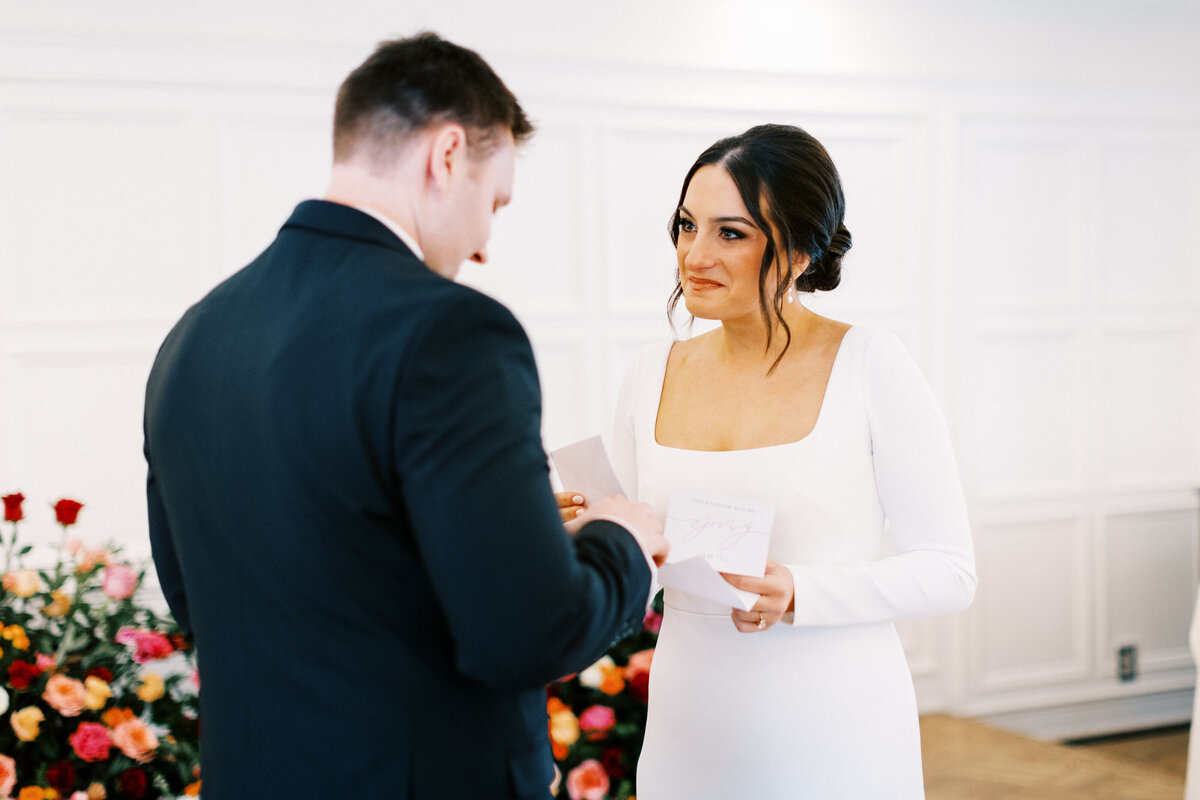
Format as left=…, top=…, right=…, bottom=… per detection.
left=681, top=236, right=716, bottom=271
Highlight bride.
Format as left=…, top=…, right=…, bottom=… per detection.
left=563, top=123, right=976, bottom=798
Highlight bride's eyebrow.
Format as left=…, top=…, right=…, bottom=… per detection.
left=678, top=205, right=756, bottom=227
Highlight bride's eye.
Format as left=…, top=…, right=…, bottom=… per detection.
left=719, top=227, right=745, bottom=240
left=677, top=217, right=697, bottom=234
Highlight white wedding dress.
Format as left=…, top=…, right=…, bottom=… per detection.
left=611, top=326, right=976, bottom=799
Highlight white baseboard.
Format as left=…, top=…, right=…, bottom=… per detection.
left=977, top=687, right=1194, bottom=741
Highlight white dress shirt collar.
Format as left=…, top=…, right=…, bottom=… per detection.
left=351, top=205, right=425, bottom=262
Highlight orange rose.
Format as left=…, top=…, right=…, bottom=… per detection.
left=11, top=706, right=46, bottom=741
left=44, top=590, right=71, bottom=617
left=548, top=706, right=580, bottom=748
left=44, top=674, right=88, bottom=717
left=18, top=786, right=49, bottom=800
left=102, top=707, right=136, bottom=728
left=86, top=782, right=107, bottom=800
left=110, top=718, right=159, bottom=763
left=184, top=781, right=201, bottom=796
left=136, top=673, right=164, bottom=703
left=2, top=624, right=30, bottom=650
left=84, top=676, right=112, bottom=711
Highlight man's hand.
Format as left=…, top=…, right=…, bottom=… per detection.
left=575, top=494, right=668, bottom=567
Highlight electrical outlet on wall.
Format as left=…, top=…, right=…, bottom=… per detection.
left=1117, top=644, right=1138, bottom=681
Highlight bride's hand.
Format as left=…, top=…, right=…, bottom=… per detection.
left=555, top=491, right=587, bottom=532
left=722, top=561, right=795, bottom=633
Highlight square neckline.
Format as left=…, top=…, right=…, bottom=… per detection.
left=651, top=325, right=857, bottom=453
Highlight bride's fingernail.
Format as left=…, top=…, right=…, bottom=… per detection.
left=573, top=495, right=584, bottom=504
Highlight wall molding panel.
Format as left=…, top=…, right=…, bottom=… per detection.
left=4, top=7, right=1200, bottom=736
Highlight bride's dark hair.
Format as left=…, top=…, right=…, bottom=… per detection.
left=668, top=123, right=851, bottom=372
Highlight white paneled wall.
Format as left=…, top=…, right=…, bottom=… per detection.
left=3, top=0, right=1200, bottom=739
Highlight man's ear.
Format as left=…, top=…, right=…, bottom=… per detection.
left=426, top=122, right=469, bottom=193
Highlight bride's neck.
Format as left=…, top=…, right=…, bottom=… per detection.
left=715, top=302, right=813, bottom=368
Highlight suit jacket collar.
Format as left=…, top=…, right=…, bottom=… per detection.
left=281, top=200, right=422, bottom=263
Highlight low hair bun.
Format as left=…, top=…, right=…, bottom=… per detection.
left=796, top=222, right=851, bottom=293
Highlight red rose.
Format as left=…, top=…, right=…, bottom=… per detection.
left=601, top=747, right=626, bottom=779
left=8, top=659, right=42, bottom=690
left=46, top=760, right=76, bottom=796
left=53, top=499, right=84, bottom=526
left=2, top=493, right=24, bottom=522
left=627, top=672, right=650, bottom=703
left=119, top=767, right=149, bottom=799
left=85, top=666, right=115, bottom=683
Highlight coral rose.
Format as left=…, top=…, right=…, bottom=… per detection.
left=45, top=590, right=71, bottom=617
left=0, top=753, right=15, bottom=798
left=111, top=718, right=159, bottom=763
left=44, top=673, right=88, bottom=716
left=75, top=547, right=109, bottom=573
left=624, top=648, right=654, bottom=680
left=53, top=498, right=84, bottom=526
left=2, top=570, right=40, bottom=598
left=578, top=704, right=617, bottom=739
left=84, top=676, right=113, bottom=711
left=11, top=705, right=45, bottom=741
left=565, top=759, right=610, bottom=800
left=69, top=722, right=112, bottom=762
left=136, top=673, right=164, bottom=703
left=102, top=564, right=138, bottom=600
left=86, top=782, right=107, bottom=800
left=2, top=492, right=23, bottom=522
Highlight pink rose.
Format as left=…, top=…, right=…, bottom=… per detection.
left=36, top=653, right=57, bottom=671
left=102, top=563, right=138, bottom=599
left=115, top=628, right=174, bottom=663
left=111, top=717, right=159, bottom=763
left=643, top=608, right=663, bottom=633
left=578, top=705, right=617, bottom=739
left=0, top=752, right=16, bottom=797
left=623, top=648, right=654, bottom=681
left=565, top=759, right=610, bottom=800
left=69, top=721, right=112, bottom=762
left=44, top=673, right=88, bottom=717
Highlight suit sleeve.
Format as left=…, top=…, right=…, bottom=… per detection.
left=394, top=292, right=651, bottom=689
left=784, top=331, right=977, bottom=626
left=145, top=456, right=193, bottom=641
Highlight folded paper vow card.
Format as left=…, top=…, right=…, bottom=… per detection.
left=549, top=435, right=626, bottom=501
left=658, top=491, right=774, bottom=611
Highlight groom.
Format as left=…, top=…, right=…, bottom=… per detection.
left=144, top=32, right=666, bottom=800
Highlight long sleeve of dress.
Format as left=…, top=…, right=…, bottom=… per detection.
left=785, top=331, right=977, bottom=626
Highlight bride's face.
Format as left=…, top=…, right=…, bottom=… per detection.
left=674, top=165, right=773, bottom=323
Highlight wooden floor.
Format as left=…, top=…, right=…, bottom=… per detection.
left=921, top=715, right=1188, bottom=800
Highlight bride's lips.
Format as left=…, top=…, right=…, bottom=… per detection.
left=686, top=277, right=723, bottom=291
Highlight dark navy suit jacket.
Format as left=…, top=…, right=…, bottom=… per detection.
left=144, top=200, right=650, bottom=799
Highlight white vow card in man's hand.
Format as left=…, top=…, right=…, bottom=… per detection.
left=549, top=435, right=626, bottom=501
left=658, top=491, right=774, bottom=611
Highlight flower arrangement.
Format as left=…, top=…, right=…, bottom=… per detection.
left=548, top=592, right=662, bottom=800
left=1, top=493, right=200, bottom=800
